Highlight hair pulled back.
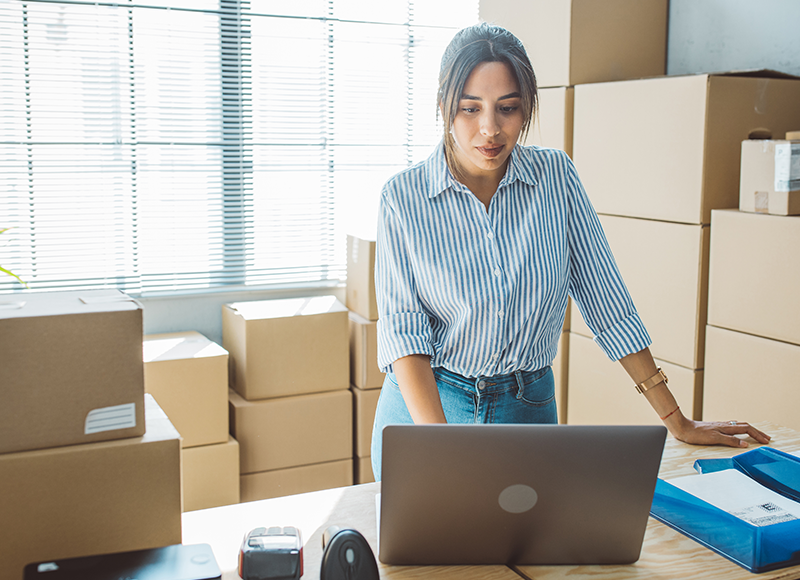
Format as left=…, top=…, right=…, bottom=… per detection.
left=438, top=23, right=537, bottom=180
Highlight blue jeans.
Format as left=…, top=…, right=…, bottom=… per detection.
left=370, top=365, right=557, bottom=481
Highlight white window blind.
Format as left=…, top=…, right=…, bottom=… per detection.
left=0, top=0, right=477, bottom=295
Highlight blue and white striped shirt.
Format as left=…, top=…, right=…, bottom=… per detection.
left=375, top=143, right=651, bottom=376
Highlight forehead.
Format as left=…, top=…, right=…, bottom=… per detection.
left=461, top=61, right=520, bottom=99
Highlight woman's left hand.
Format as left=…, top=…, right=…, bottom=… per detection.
left=671, top=416, right=771, bottom=448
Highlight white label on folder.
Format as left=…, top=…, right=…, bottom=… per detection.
left=669, top=469, right=800, bottom=527
left=84, top=403, right=137, bottom=435
left=774, top=143, right=800, bottom=192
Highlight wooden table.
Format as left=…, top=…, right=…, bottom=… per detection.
left=183, top=422, right=800, bottom=580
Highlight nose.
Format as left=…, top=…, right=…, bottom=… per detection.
left=479, top=109, right=500, bottom=137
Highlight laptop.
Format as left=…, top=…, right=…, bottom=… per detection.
left=378, top=424, right=667, bottom=566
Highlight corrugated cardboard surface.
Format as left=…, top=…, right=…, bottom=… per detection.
left=566, top=333, right=702, bottom=425
left=229, top=388, right=352, bottom=474
left=570, top=215, right=709, bottom=369
left=144, top=331, right=229, bottom=448
left=355, top=455, right=375, bottom=485
left=574, top=74, right=800, bottom=224
left=240, top=459, right=353, bottom=503
left=349, top=311, right=385, bottom=389
left=352, top=385, right=380, bottom=458
left=479, top=0, right=667, bottom=88
left=708, top=209, right=800, bottom=346
left=739, top=139, right=800, bottom=215
left=523, top=86, right=574, bottom=157
left=704, top=325, right=800, bottom=431
left=0, top=395, right=182, bottom=580
left=346, top=235, right=378, bottom=321
left=183, top=436, right=240, bottom=512
left=222, top=295, right=349, bottom=400
left=0, top=289, right=145, bottom=455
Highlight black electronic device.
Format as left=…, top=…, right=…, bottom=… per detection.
left=23, top=543, right=221, bottom=580
left=320, top=526, right=379, bottom=580
left=238, top=526, right=303, bottom=580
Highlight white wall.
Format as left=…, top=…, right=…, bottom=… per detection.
left=668, top=0, right=800, bottom=77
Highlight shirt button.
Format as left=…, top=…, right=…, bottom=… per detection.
left=497, top=310, right=504, bottom=318
left=491, top=353, right=498, bottom=360
left=486, top=231, right=494, bottom=240
left=493, top=268, right=501, bottom=277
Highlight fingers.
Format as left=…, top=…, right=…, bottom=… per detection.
left=717, top=421, right=772, bottom=446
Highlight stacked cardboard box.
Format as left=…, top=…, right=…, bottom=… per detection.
left=566, top=74, right=800, bottom=425
left=223, top=295, right=353, bottom=501
left=347, top=234, right=384, bottom=482
left=704, top=208, right=800, bottom=430
left=0, top=290, right=182, bottom=580
left=143, top=331, right=239, bottom=511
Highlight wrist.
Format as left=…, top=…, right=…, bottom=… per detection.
left=664, top=411, right=693, bottom=440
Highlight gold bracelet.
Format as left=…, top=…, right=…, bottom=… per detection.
left=634, top=367, right=668, bottom=394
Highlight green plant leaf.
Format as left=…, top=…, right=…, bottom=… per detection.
left=0, top=265, right=28, bottom=288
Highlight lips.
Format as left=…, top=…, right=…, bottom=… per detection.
left=476, top=144, right=504, bottom=158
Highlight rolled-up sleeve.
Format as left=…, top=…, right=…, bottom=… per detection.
left=375, top=189, right=434, bottom=372
left=564, top=159, right=651, bottom=361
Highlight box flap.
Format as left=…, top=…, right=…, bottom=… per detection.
left=227, top=295, right=347, bottom=321
left=0, top=289, right=141, bottom=320
left=143, top=330, right=227, bottom=362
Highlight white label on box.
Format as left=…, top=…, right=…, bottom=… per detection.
left=669, top=469, right=800, bottom=527
left=84, top=402, right=137, bottom=434
left=774, top=143, right=800, bottom=192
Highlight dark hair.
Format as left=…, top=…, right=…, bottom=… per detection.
left=438, top=23, right=538, bottom=180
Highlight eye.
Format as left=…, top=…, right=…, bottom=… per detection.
left=499, top=106, right=519, bottom=114
left=461, top=107, right=479, bottom=114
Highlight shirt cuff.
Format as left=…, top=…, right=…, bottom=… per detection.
left=593, top=312, right=652, bottom=361
left=377, top=312, right=434, bottom=373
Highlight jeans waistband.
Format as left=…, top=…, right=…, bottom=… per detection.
left=433, top=365, right=550, bottom=394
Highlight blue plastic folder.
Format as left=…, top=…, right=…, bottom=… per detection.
left=650, top=447, right=800, bottom=573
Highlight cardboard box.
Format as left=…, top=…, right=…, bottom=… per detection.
left=346, top=235, right=378, bottom=321
left=570, top=215, right=709, bottom=369
left=566, top=333, right=702, bottom=425
left=349, top=311, right=385, bottom=389
left=143, top=331, right=229, bottom=448
left=0, top=395, right=182, bottom=580
left=553, top=331, right=569, bottom=424
left=240, top=459, right=353, bottom=503
left=573, top=72, right=800, bottom=224
left=703, top=325, right=800, bottom=431
left=523, top=86, right=573, bottom=157
left=355, top=455, right=375, bottom=485
left=222, top=295, right=349, bottom=400
left=739, top=139, right=800, bottom=215
left=0, top=289, right=145, bottom=455
left=708, top=209, right=800, bottom=346
left=229, top=388, right=352, bottom=474
left=183, top=436, right=240, bottom=512
left=352, top=385, right=380, bottom=458
left=479, top=0, right=667, bottom=88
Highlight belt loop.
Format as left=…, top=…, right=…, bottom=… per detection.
left=514, top=370, right=524, bottom=400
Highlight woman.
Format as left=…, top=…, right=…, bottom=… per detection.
left=370, top=22, right=769, bottom=481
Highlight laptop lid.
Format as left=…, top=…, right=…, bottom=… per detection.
left=379, top=424, right=667, bottom=566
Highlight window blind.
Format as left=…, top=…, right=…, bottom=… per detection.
left=0, top=0, right=478, bottom=296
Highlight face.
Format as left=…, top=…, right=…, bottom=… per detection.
left=449, top=61, right=523, bottom=184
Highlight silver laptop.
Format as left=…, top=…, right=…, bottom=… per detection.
left=378, top=424, right=667, bottom=566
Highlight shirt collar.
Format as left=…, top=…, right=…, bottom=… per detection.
left=426, top=142, right=539, bottom=199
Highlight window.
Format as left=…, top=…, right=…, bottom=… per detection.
left=0, top=0, right=478, bottom=295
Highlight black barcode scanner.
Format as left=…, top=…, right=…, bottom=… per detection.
left=320, top=526, right=379, bottom=580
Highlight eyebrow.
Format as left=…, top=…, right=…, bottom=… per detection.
left=460, top=92, right=521, bottom=101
